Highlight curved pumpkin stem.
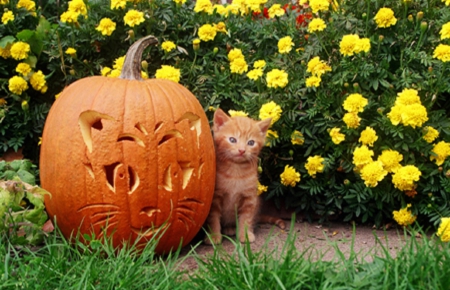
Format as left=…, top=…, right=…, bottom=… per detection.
left=120, top=35, right=159, bottom=81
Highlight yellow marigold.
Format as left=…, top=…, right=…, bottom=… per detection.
left=440, top=22, right=450, bottom=40
left=194, top=0, right=213, bottom=13
left=108, top=69, right=121, bottom=78
left=254, top=60, right=266, bottom=69
left=343, top=93, right=368, bottom=113
left=354, top=38, right=371, bottom=53
left=113, top=56, right=125, bottom=70
left=374, top=7, right=397, bottom=28
left=96, top=18, right=116, bottom=36
left=161, top=41, right=176, bottom=52
left=214, top=22, right=227, bottom=33
left=257, top=182, right=268, bottom=195
left=423, top=126, right=439, bottom=143
left=111, top=0, right=126, bottom=10
left=443, top=0, right=450, bottom=6
left=198, top=24, right=217, bottom=42
left=387, top=104, right=404, bottom=126
left=228, top=110, right=248, bottom=117
left=266, top=69, right=288, bottom=89
left=343, top=112, right=361, bottom=129
left=15, top=63, right=31, bottom=76
left=308, top=18, right=326, bottom=33
left=329, top=127, right=345, bottom=144
left=30, top=70, right=47, bottom=93
left=353, top=145, right=374, bottom=168
left=306, top=76, right=321, bottom=87
left=430, top=141, right=450, bottom=166
left=306, top=56, right=331, bottom=77
left=0, top=0, right=9, bottom=4
left=124, top=9, right=145, bottom=27
left=437, top=217, right=450, bottom=242
left=60, top=10, right=79, bottom=23
left=192, top=38, right=200, bottom=51
left=0, top=44, right=11, bottom=59
left=291, top=130, right=304, bottom=145
left=10, top=41, right=30, bottom=60
left=2, top=10, right=14, bottom=24
left=212, top=4, right=228, bottom=15
left=247, top=68, right=263, bottom=80
left=268, top=4, right=285, bottom=18
left=278, top=36, right=294, bottom=54
left=392, top=165, right=421, bottom=191
left=8, top=76, right=28, bottom=95
left=68, top=0, right=87, bottom=16
left=401, top=103, right=428, bottom=128
left=378, top=149, right=403, bottom=173
left=265, top=129, right=279, bottom=146
left=228, top=48, right=244, bottom=62
left=360, top=161, right=387, bottom=187
left=65, top=47, right=77, bottom=56
left=173, top=0, right=186, bottom=4
left=393, top=204, right=416, bottom=227
left=280, top=165, right=301, bottom=187
left=433, top=44, right=450, bottom=62
left=17, top=0, right=36, bottom=13
left=359, top=127, right=378, bottom=147
left=155, top=65, right=181, bottom=83
left=259, top=101, right=282, bottom=126
left=230, top=58, right=248, bottom=74
left=309, top=0, right=329, bottom=13
left=101, top=67, right=112, bottom=76
left=396, top=88, right=420, bottom=105
left=305, top=155, right=325, bottom=177
left=245, top=0, right=266, bottom=13
left=339, top=34, right=360, bottom=56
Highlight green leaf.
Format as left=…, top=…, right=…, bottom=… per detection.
left=17, top=169, right=36, bottom=185
left=0, top=36, right=15, bottom=48
left=16, top=29, right=35, bottom=42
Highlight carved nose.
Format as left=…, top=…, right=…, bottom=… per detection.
left=238, top=149, right=245, bottom=155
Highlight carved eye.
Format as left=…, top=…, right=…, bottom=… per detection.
left=229, top=137, right=237, bottom=143
left=247, top=140, right=255, bottom=146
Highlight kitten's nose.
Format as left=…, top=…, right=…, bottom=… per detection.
left=238, top=149, right=245, bottom=155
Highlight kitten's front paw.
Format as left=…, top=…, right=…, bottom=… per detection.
left=239, top=231, right=255, bottom=243
left=204, top=233, right=222, bottom=245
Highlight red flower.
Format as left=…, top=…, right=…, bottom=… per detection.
left=296, top=12, right=312, bottom=27
left=263, top=7, right=269, bottom=19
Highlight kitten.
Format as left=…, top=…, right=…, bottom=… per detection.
left=204, top=109, right=285, bottom=245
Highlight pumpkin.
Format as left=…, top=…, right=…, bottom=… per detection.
left=39, top=36, right=215, bottom=254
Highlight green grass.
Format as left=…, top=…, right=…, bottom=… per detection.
left=2, top=223, right=450, bottom=289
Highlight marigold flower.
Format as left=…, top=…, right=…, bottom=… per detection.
left=386, top=104, right=404, bottom=126
left=280, top=165, right=301, bottom=187
left=306, top=76, right=321, bottom=87
left=8, top=76, right=28, bottom=95
left=443, top=0, right=450, bottom=6
left=392, top=165, right=421, bottom=191
left=374, top=7, right=397, bottom=28
left=343, top=112, right=360, bottom=129
left=16, top=63, right=31, bottom=76
left=343, top=93, right=368, bottom=113
left=101, top=67, right=112, bottom=76
left=253, top=60, right=266, bottom=69
left=267, top=4, right=285, bottom=18
left=305, top=155, right=325, bottom=177
left=161, top=41, right=176, bottom=52
left=65, top=47, right=77, bottom=56
left=354, top=38, right=371, bottom=53
left=68, top=0, right=87, bottom=16
left=214, top=22, right=227, bottom=33
left=213, top=4, right=228, bottom=15
left=257, top=182, right=268, bottom=195
left=247, top=68, right=263, bottom=80
left=360, top=161, right=387, bottom=187
left=60, top=10, right=79, bottom=23
left=265, top=129, right=279, bottom=146
left=10, top=42, right=30, bottom=60
left=259, top=101, right=282, bottom=126
left=306, top=56, right=331, bottom=77
left=266, top=69, right=288, bottom=89
left=230, top=58, right=248, bottom=74
left=339, top=34, right=360, bottom=56
left=194, top=0, right=213, bottom=13
left=2, top=10, right=14, bottom=24
left=353, top=145, right=374, bottom=168
left=309, top=0, right=329, bottom=13
left=396, top=88, right=421, bottom=105
left=111, top=0, right=126, bottom=9
left=0, top=0, right=9, bottom=4
left=433, top=44, right=450, bottom=62
left=173, top=0, right=186, bottom=4
left=329, top=127, right=345, bottom=144
left=378, top=149, right=403, bottom=173
left=155, top=65, right=181, bottom=83
left=430, top=141, right=450, bottom=166
left=228, top=110, right=248, bottom=117
left=0, top=44, right=11, bottom=59
left=393, top=204, right=416, bottom=227
left=440, top=22, right=450, bottom=40
left=423, top=126, right=439, bottom=143
left=437, top=217, right=450, bottom=242
left=198, top=24, right=217, bottom=42
left=401, top=103, right=428, bottom=128
left=308, top=18, right=326, bottom=33
left=108, top=69, right=121, bottom=78
left=124, top=10, right=145, bottom=27
left=17, top=0, right=36, bottom=14
left=291, top=130, right=304, bottom=145
left=359, top=127, right=378, bottom=147
left=30, top=70, right=47, bottom=93
left=96, top=18, right=116, bottom=36
left=278, top=36, right=294, bottom=54
left=113, top=56, right=125, bottom=70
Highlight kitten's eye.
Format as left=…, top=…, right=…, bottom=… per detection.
left=229, top=137, right=237, bottom=143
left=247, top=140, right=255, bottom=146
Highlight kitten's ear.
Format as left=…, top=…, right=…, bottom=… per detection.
left=257, top=118, right=272, bottom=135
left=214, top=109, right=231, bottom=130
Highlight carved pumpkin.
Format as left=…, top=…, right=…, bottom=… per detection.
left=40, top=36, right=215, bottom=254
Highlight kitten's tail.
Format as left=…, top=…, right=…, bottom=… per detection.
left=259, top=214, right=286, bottom=230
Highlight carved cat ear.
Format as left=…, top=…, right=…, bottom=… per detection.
left=213, top=108, right=231, bottom=130
left=257, top=118, right=272, bottom=136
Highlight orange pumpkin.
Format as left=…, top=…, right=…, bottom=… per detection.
left=40, top=36, right=215, bottom=254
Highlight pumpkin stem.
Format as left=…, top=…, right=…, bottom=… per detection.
left=120, top=35, right=159, bottom=81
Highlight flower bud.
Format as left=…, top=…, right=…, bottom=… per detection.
left=21, top=100, right=29, bottom=111
left=362, top=13, right=367, bottom=18
left=192, top=38, right=200, bottom=51
left=344, top=179, right=350, bottom=185
left=128, top=29, right=135, bottom=39
left=377, top=108, right=384, bottom=114
left=0, top=109, right=5, bottom=119
left=0, top=98, right=6, bottom=106
left=220, top=66, right=225, bottom=72
left=420, top=21, right=428, bottom=32
left=353, top=82, right=359, bottom=89
left=257, top=166, right=263, bottom=174
left=289, top=150, right=294, bottom=156
left=416, top=11, right=424, bottom=21
left=69, top=69, right=76, bottom=76
left=344, top=82, right=349, bottom=88
left=213, top=47, right=219, bottom=54
left=439, top=166, right=443, bottom=172
left=408, top=14, right=413, bottom=22
left=445, top=169, right=450, bottom=177
left=378, top=35, right=384, bottom=42
left=428, top=204, right=432, bottom=208
left=428, top=66, right=433, bottom=73
left=141, top=60, right=148, bottom=71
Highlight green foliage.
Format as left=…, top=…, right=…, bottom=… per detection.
left=1, top=0, right=450, bottom=227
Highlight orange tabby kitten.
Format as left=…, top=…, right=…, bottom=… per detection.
left=204, top=109, right=285, bottom=245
